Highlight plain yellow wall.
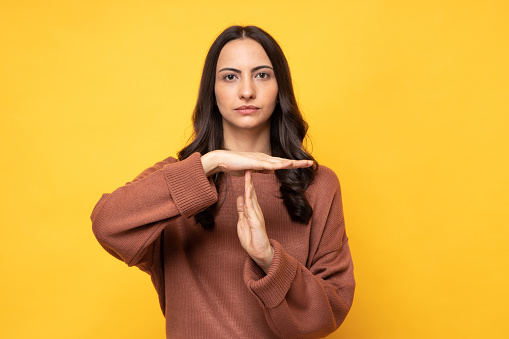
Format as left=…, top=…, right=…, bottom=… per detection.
left=1, top=1, right=508, bottom=338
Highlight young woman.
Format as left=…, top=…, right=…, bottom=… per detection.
left=92, top=25, right=355, bottom=338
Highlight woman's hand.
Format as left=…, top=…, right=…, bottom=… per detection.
left=236, top=170, right=273, bottom=274
left=201, top=150, right=313, bottom=177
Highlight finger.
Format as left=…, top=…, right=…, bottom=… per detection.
left=269, top=158, right=313, bottom=169
left=236, top=195, right=245, bottom=221
left=271, top=159, right=313, bottom=170
left=251, top=181, right=258, bottom=204
left=250, top=184, right=264, bottom=221
left=244, top=169, right=252, bottom=194
left=248, top=174, right=259, bottom=207
left=244, top=171, right=258, bottom=220
left=250, top=161, right=291, bottom=172
left=258, top=160, right=310, bottom=171
left=249, top=161, right=280, bottom=171
left=244, top=170, right=264, bottom=222
left=244, top=170, right=252, bottom=207
left=236, top=195, right=249, bottom=241
left=289, top=160, right=314, bottom=168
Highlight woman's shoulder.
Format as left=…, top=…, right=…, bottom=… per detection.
left=313, top=164, right=341, bottom=188
left=306, top=163, right=342, bottom=198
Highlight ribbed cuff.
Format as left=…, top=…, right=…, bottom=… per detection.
left=162, top=152, right=217, bottom=218
left=243, top=240, right=298, bottom=308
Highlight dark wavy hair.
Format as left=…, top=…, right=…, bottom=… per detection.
left=178, top=25, right=317, bottom=230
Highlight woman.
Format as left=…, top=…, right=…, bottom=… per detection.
left=92, top=25, right=355, bottom=338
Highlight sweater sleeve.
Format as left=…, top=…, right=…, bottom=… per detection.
left=91, top=152, right=218, bottom=268
left=243, top=174, right=355, bottom=339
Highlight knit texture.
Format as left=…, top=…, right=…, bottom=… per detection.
left=91, top=152, right=355, bottom=339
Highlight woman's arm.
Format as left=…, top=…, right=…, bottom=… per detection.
left=91, top=153, right=218, bottom=268
left=242, top=171, right=355, bottom=338
left=91, top=151, right=312, bottom=268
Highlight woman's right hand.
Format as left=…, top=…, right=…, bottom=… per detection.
left=201, top=150, right=313, bottom=177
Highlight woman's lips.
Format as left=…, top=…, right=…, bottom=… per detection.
left=235, top=105, right=260, bottom=114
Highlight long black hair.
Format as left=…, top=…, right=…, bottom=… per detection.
left=178, top=25, right=317, bottom=230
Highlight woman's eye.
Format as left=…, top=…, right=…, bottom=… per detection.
left=256, top=72, right=270, bottom=79
left=223, top=74, right=237, bottom=81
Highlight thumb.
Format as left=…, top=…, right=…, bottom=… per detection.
left=236, top=195, right=245, bottom=220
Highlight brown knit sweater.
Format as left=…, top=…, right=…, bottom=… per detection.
left=91, top=152, right=355, bottom=338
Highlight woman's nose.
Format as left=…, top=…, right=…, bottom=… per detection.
left=239, top=78, right=256, bottom=100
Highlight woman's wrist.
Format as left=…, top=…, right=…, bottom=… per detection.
left=201, top=150, right=221, bottom=177
left=253, top=245, right=274, bottom=275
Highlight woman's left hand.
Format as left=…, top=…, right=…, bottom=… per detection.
left=236, top=170, right=273, bottom=274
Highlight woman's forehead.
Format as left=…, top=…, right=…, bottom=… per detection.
left=216, top=39, right=272, bottom=71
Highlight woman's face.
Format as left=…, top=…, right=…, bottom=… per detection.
left=215, top=38, right=278, bottom=135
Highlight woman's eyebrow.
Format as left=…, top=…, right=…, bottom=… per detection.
left=218, top=65, right=274, bottom=73
left=251, top=65, right=274, bottom=72
left=218, top=67, right=241, bottom=73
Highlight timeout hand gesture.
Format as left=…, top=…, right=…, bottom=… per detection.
left=201, top=150, right=313, bottom=273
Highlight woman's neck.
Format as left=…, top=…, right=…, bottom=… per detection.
left=222, top=124, right=271, bottom=155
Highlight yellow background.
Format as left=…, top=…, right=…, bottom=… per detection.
left=1, top=1, right=508, bottom=338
